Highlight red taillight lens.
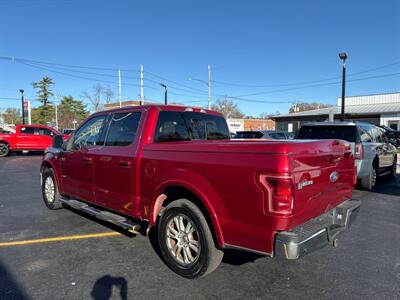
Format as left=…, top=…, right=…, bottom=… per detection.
left=257, top=175, right=293, bottom=215
left=355, top=143, right=363, bottom=160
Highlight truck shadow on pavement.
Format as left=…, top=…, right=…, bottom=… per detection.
left=370, top=175, right=400, bottom=197
left=91, top=275, right=128, bottom=300
left=0, top=260, right=30, bottom=300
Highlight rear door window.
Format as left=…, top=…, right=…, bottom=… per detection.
left=20, top=127, right=35, bottom=134
left=154, top=111, right=229, bottom=142
left=297, top=126, right=357, bottom=142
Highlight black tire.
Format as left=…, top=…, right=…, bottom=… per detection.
left=42, top=168, right=63, bottom=210
left=158, top=199, right=223, bottom=278
left=360, top=164, right=377, bottom=191
left=0, top=142, right=10, bottom=157
left=389, top=156, right=397, bottom=178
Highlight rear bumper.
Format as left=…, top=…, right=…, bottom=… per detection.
left=274, top=199, right=361, bottom=259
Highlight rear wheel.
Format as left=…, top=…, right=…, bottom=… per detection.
left=360, top=164, right=377, bottom=191
left=42, top=168, right=63, bottom=210
left=0, top=142, right=10, bottom=157
left=158, top=199, right=223, bottom=278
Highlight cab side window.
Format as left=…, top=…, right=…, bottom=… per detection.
left=71, top=116, right=107, bottom=150
left=105, top=112, right=141, bottom=146
left=20, top=127, right=35, bottom=134
left=36, top=128, right=54, bottom=136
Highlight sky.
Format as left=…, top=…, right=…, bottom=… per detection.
left=0, top=0, right=399, bottom=117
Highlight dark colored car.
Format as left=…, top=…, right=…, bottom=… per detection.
left=379, top=125, right=400, bottom=147
left=234, top=130, right=293, bottom=140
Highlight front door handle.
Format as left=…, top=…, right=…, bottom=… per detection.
left=82, top=156, right=93, bottom=164
left=118, top=160, right=132, bottom=168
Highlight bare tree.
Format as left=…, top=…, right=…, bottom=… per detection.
left=81, top=84, right=115, bottom=112
left=211, top=97, right=244, bottom=119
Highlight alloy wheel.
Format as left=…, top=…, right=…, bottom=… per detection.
left=166, top=215, right=200, bottom=266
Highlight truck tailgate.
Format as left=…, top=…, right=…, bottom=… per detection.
left=287, top=139, right=355, bottom=229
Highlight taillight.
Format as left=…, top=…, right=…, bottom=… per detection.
left=257, top=175, right=294, bottom=215
left=355, top=143, right=363, bottom=160
left=353, top=165, right=358, bottom=186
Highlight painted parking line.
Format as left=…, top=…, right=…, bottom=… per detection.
left=0, top=232, right=122, bottom=247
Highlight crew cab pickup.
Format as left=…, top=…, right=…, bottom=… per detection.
left=40, top=105, right=360, bottom=278
left=0, top=124, right=64, bottom=157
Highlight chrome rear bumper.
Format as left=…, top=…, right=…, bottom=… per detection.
left=274, top=199, right=361, bottom=259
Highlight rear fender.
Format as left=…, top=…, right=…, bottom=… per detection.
left=148, top=168, right=225, bottom=247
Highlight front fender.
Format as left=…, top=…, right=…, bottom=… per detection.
left=41, top=152, right=63, bottom=194
left=147, top=167, right=225, bottom=247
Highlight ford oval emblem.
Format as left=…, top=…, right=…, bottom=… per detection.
left=329, top=171, right=339, bottom=183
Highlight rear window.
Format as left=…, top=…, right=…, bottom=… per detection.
left=234, top=131, right=264, bottom=139
left=297, top=126, right=357, bottom=142
left=154, top=111, right=229, bottom=142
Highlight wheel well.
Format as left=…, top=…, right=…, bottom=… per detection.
left=0, top=140, right=9, bottom=145
left=373, top=157, right=379, bottom=169
left=159, top=185, right=221, bottom=248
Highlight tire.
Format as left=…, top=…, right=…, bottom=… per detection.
left=42, top=168, right=63, bottom=210
left=0, top=142, right=10, bottom=157
left=360, top=164, right=377, bottom=191
left=389, top=156, right=397, bottom=178
left=157, top=199, right=223, bottom=278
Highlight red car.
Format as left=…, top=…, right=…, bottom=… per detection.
left=41, top=105, right=360, bottom=278
left=0, top=124, right=66, bottom=157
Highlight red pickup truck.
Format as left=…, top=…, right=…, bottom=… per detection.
left=40, top=105, right=360, bottom=278
left=0, top=124, right=64, bottom=157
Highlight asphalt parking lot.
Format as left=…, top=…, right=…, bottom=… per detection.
left=1, top=155, right=400, bottom=300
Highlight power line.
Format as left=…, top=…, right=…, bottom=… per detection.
left=211, top=60, right=400, bottom=88
left=232, top=71, right=400, bottom=98
left=0, top=55, right=139, bottom=72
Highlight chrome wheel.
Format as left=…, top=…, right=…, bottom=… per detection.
left=44, top=176, right=55, bottom=203
left=166, top=215, right=200, bottom=266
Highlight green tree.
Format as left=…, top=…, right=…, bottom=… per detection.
left=58, top=96, right=88, bottom=129
left=2, top=108, right=22, bottom=124
left=211, top=97, right=244, bottom=119
left=31, top=76, right=55, bottom=124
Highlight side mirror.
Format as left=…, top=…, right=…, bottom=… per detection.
left=52, top=135, right=64, bottom=149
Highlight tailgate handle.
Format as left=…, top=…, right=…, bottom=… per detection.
left=119, top=160, right=132, bottom=168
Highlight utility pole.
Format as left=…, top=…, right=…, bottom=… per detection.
left=160, top=83, right=167, bottom=104
left=339, top=52, right=348, bottom=121
left=140, top=64, right=144, bottom=105
left=19, top=89, right=25, bottom=124
left=208, top=65, right=211, bottom=109
left=118, top=69, right=122, bottom=107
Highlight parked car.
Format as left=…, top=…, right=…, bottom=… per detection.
left=62, top=129, right=74, bottom=140
left=0, top=124, right=67, bottom=157
left=297, top=122, right=397, bottom=191
left=379, top=125, right=400, bottom=148
left=234, top=130, right=293, bottom=139
left=41, top=105, right=359, bottom=278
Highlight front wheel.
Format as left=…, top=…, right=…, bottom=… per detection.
left=158, top=199, right=223, bottom=278
left=42, top=168, right=63, bottom=210
left=0, top=142, right=10, bottom=157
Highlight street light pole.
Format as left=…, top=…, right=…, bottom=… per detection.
left=208, top=65, right=211, bottom=109
left=339, top=52, right=348, bottom=121
left=160, top=83, right=167, bottom=104
left=19, top=89, right=25, bottom=124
